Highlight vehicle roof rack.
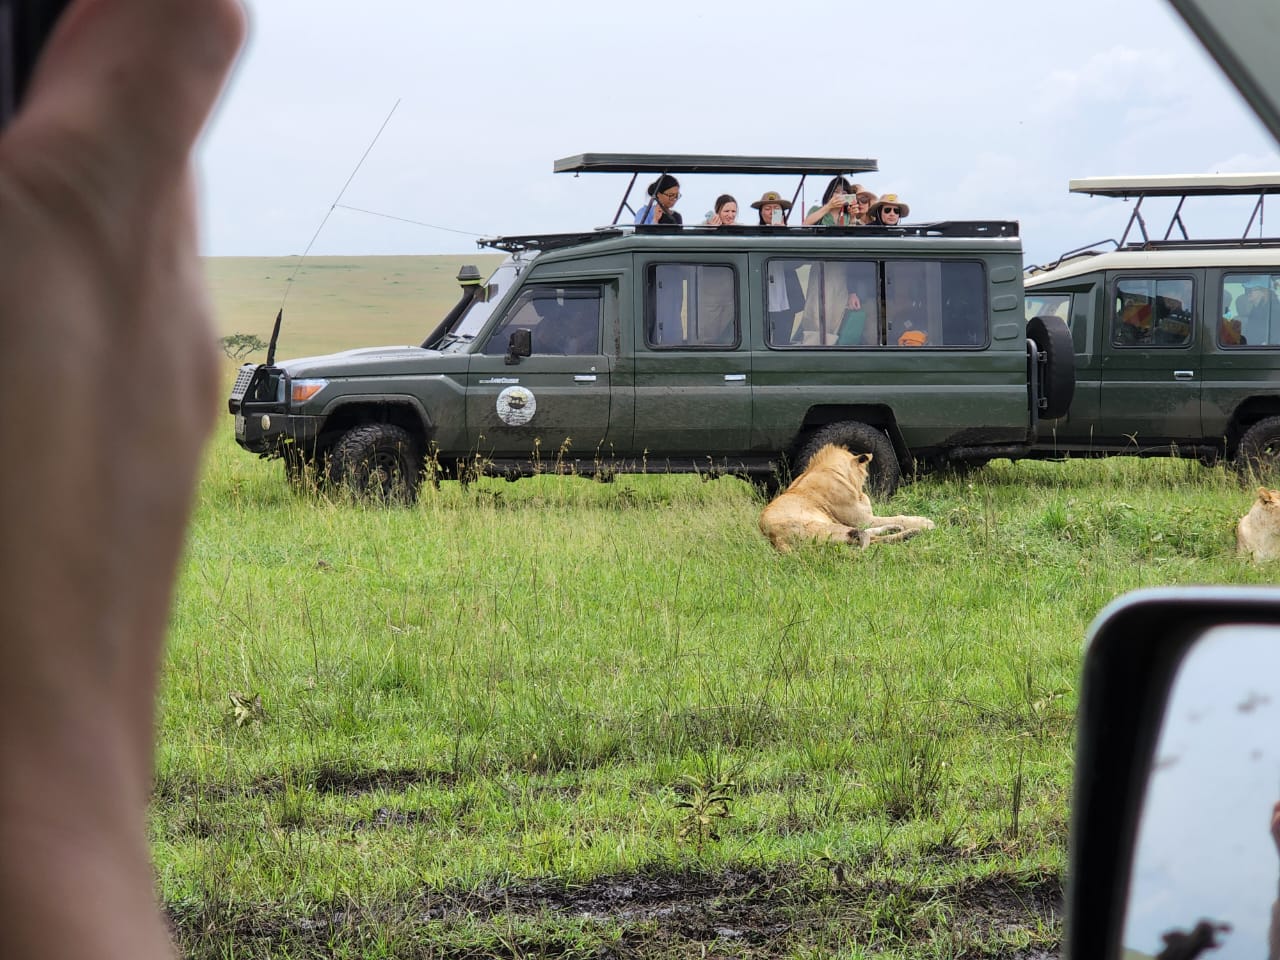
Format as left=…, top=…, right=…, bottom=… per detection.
left=555, top=152, right=881, bottom=227
left=477, top=220, right=1017, bottom=255
left=1045, top=171, right=1280, bottom=257
left=478, top=229, right=625, bottom=254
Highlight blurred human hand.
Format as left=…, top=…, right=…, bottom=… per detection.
left=0, top=1, right=244, bottom=957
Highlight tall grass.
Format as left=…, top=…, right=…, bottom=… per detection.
left=155, top=429, right=1271, bottom=956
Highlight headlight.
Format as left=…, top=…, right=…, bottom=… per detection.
left=290, top=378, right=328, bottom=404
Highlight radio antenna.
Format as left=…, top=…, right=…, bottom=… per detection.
left=266, top=98, right=401, bottom=363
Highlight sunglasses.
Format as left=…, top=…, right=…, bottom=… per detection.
left=881, top=207, right=901, bottom=215
left=659, top=190, right=681, bottom=201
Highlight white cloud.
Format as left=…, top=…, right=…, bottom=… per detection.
left=200, top=0, right=1280, bottom=258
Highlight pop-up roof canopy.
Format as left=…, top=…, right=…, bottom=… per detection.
left=554, top=153, right=878, bottom=175
left=1069, top=172, right=1280, bottom=198
left=1067, top=171, right=1280, bottom=247
left=554, top=152, right=880, bottom=225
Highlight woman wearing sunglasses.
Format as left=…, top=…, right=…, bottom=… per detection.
left=869, top=193, right=910, bottom=226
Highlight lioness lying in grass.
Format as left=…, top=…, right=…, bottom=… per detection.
left=759, top=444, right=935, bottom=553
left=1237, top=487, right=1280, bottom=562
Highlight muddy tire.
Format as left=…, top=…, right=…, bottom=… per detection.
left=1236, top=416, right=1280, bottom=481
left=327, top=423, right=420, bottom=503
left=1027, top=315, right=1075, bottom=421
left=796, top=421, right=900, bottom=497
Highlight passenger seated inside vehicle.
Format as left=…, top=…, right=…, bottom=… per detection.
left=480, top=287, right=600, bottom=355
left=796, top=260, right=877, bottom=345
left=766, top=260, right=805, bottom=343
left=1152, top=294, right=1192, bottom=345
left=1116, top=291, right=1153, bottom=345
left=1234, top=275, right=1279, bottom=346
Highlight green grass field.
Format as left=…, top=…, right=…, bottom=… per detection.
left=204, top=254, right=502, bottom=359
left=172, top=257, right=1275, bottom=958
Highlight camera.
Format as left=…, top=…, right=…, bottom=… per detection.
left=0, top=0, right=71, bottom=127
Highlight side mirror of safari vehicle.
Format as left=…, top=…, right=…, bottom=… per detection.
left=504, top=328, right=532, bottom=365
left=1069, top=587, right=1280, bottom=959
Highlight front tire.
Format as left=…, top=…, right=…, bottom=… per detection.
left=795, top=421, right=900, bottom=497
left=327, top=423, right=420, bottom=503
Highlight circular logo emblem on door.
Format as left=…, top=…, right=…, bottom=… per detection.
left=496, top=386, right=536, bottom=426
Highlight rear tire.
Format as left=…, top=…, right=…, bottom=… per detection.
left=796, top=421, right=900, bottom=497
left=1028, top=315, right=1075, bottom=421
left=327, top=423, right=420, bottom=503
left=1236, top=416, right=1280, bottom=482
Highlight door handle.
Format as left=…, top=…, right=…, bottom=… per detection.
left=1173, top=370, right=1195, bottom=381
left=724, top=374, right=747, bottom=382
left=574, top=375, right=597, bottom=383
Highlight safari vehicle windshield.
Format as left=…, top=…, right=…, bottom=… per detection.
left=437, top=257, right=526, bottom=352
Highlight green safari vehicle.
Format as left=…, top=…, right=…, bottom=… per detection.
left=229, top=153, right=1073, bottom=500
left=1024, top=172, right=1280, bottom=472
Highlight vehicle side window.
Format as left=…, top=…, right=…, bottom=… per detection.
left=1221, top=272, right=1280, bottom=347
left=1112, top=278, right=1193, bottom=347
left=480, top=285, right=602, bottom=356
left=768, top=259, right=987, bottom=348
left=1026, top=293, right=1070, bottom=324
left=647, top=264, right=737, bottom=348
left=774, top=259, right=878, bottom=346
left=884, top=260, right=987, bottom=347
left=1027, top=291, right=1092, bottom=354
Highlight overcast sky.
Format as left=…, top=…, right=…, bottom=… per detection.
left=197, top=0, right=1280, bottom=268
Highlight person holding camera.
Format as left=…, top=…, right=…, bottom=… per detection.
left=703, top=194, right=739, bottom=226
left=635, top=174, right=684, bottom=225
left=752, top=190, right=792, bottom=226
left=803, top=176, right=861, bottom=226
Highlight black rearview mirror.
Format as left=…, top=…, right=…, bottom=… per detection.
left=504, top=327, right=531, bottom=365
left=1068, top=587, right=1280, bottom=960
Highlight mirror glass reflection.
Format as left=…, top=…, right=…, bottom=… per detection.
left=1125, top=625, right=1280, bottom=959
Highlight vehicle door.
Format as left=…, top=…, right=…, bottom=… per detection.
left=629, top=256, right=751, bottom=456
left=466, top=282, right=615, bottom=460
left=1201, top=268, right=1280, bottom=438
left=1098, top=273, right=1201, bottom=446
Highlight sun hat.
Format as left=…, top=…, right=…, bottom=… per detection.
left=750, top=190, right=793, bottom=211
left=869, top=193, right=910, bottom=218
left=1243, top=275, right=1270, bottom=289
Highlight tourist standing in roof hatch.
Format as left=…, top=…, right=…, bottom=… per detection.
left=704, top=194, right=739, bottom=225
left=635, top=175, right=683, bottom=225
left=804, top=177, right=859, bottom=226
left=753, top=190, right=792, bottom=226
left=869, top=193, right=909, bottom=225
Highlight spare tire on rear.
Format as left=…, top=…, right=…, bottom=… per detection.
left=1027, top=315, right=1075, bottom=421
